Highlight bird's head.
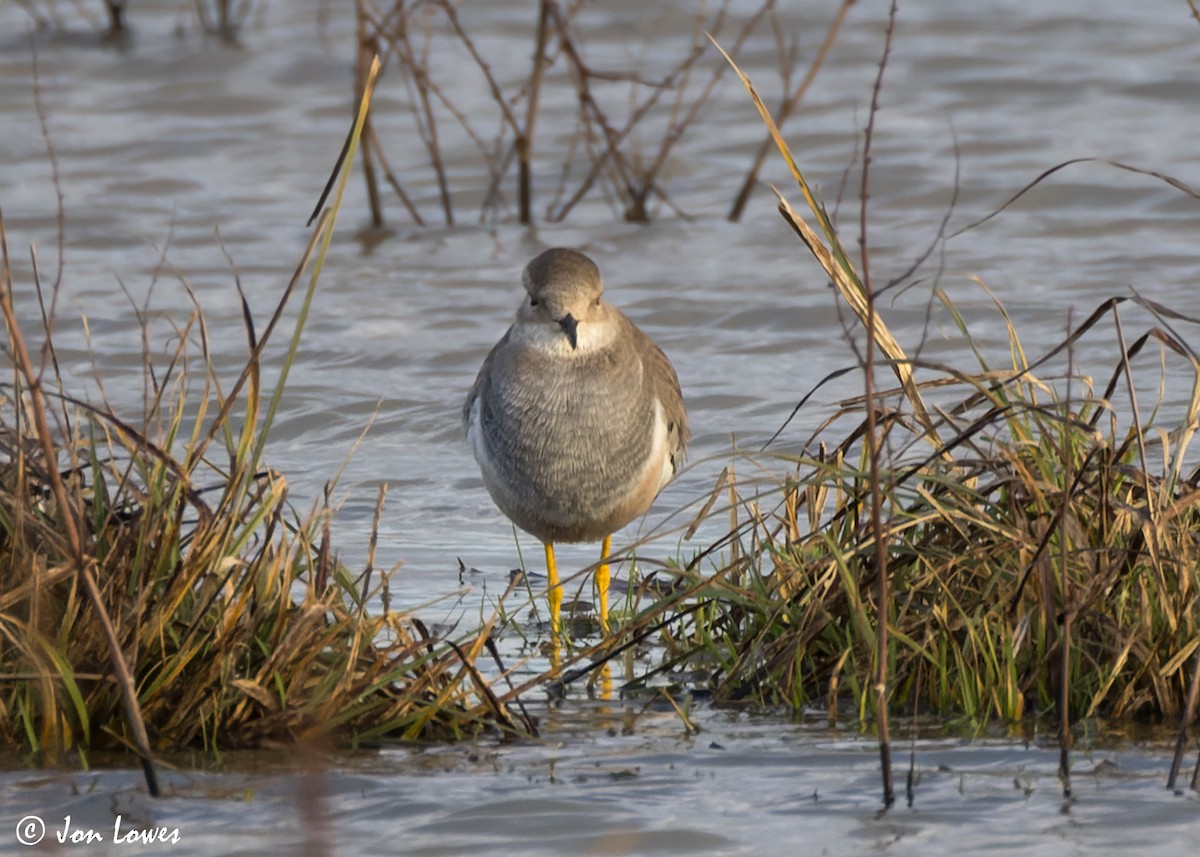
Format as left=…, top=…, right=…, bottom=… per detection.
left=519, top=248, right=607, bottom=351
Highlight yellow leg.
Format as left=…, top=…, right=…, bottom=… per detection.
left=597, top=534, right=612, bottom=633
left=544, top=542, right=562, bottom=636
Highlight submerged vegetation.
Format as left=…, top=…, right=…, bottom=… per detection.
left=346, top=0, right=854, bottom=226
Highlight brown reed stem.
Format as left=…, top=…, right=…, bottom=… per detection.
left=0, top=214, right=159, bottom=796
left=354, top=19, right=383, bottom=227
left=1168, top=641, right=1200, bottom=790
left=1113, top=307, right=1196, bottom=792
left=106, top=0, right=126, bottom=33
left=365, top=125, right=426, bottom=226
left=1057, top=315, right=1075, bottom=799
left=859, top=0, right=896, bottom=810
left=629, top=1, right=767, bottom=221
left=518, top=0, right=552, bottom=223
left=906, top=655, right=922, bottom=807
left=729, top=0, right=853, bottom=222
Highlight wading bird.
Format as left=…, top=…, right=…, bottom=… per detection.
left=465, top=248, right=689, bottom=634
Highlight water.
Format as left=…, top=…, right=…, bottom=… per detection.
left=3, top=713, right=1198, bottom=856
left=2, top=0, right=1199, bottom=852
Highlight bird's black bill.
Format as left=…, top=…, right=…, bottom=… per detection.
left=558, top=313, right=579, bottom=349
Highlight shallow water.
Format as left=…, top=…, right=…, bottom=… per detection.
left=2, top=0, right=1200, bottom=852
left=3, top=710, right=1199, bottom=857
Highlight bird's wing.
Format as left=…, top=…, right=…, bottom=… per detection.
left=630, top=319, right=690, bottom=466
left=463, top=327, right=512, bottom=432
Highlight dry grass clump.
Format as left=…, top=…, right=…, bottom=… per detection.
left=675, top=297, right=1200, bottom=726
left=614, top=47, right=1200, bottom=741
left=0, top=57, right=537, bottom=794
left=0, top=208, right=531, bottom=771
left=601, top=288, right=1200, bottom=731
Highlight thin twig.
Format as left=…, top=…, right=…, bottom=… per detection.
left=1055, top=313, right=1074, bottom=799
left=729, top=0, right=854, bottom=221
left=365, top=125, right=425, bottom=226
left=860, top=0, right=897, bottom=811
left=950, top=157, right=1200, bottom=239
left=518, top=0, right=551, bottom=223
left=29, top=39, right=66, bottom=388
left=630, top=1, right=770, bottom=221
left=358, top=59, right=384, bottom=226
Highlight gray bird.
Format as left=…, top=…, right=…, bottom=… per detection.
left=464, top=248, right=689, bottom=634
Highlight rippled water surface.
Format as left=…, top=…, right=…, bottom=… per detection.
left=2, top=0, right=1199, bottom=853
left=3, top=712, right=1199, bottom=857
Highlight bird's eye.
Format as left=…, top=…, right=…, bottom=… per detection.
left=593, top=297, right=601, bottom=307
left=530, top=297, right=539, bottom=307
